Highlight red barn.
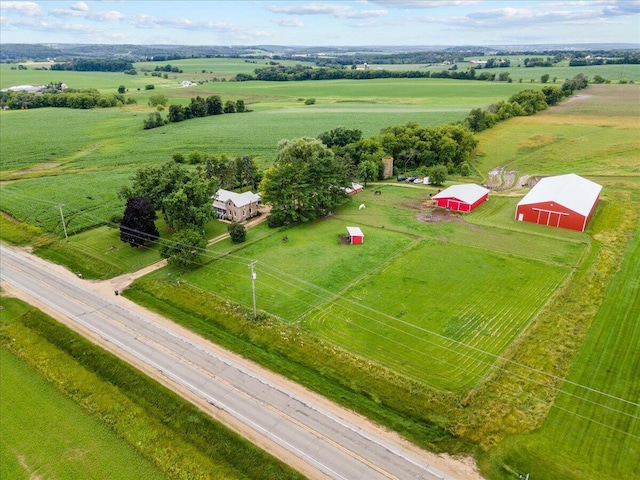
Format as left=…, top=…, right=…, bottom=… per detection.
left=515, top=173, right=602, bottom=232
left=346, top=226, right=364, bottom=244
left=432, top=184, right=490, bottom=213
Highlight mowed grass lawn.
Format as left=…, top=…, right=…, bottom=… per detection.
left=0, top=347, right=167, bottom=480
left=170, top=186, right=575, bottom=390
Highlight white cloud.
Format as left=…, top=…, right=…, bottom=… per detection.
left=0, top=1, right=43, bottom=17
left=70, top=2, right=89, bottom=12
left=49, top=6, right=126, bottom=21
left=273, top=17, right=304, bottom=27
left=603, top=0, right=640, bottom=15
left=367, top=0, right=481, bottom=8
left=268, top=2, right=387, bottom=19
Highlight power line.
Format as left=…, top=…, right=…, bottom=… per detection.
left=3, top=190, right=639, bottom=439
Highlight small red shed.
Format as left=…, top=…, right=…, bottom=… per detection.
left=432, top=184, right=490, bottom=213
left=346, top=226, right=364, bottom=244
left=515, top=173, right=602, bottom=232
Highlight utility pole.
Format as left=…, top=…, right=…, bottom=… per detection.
left=58, top=204, right=68, bottom=241
left=249, top=261, right=257, bottom=319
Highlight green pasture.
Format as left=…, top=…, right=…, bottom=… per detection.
left=302, top=239, right=568, bottom=390
left=0, top=347, right=168, bottom=480
left=167, top=187, right=574, bottom=390
left=178, top=215, right=417, bottom=320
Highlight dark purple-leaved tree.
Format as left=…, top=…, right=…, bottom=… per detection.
left=120, top=196, right=159, bottom=247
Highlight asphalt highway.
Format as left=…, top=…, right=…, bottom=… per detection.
left=1, top=246, right=457, bottom=480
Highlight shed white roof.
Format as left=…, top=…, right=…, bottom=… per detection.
left=213, top=189, right=260, bottom=208
left=432, top=184, right=490, bottom=204
left=517, top=174, right=602, bottom=216
left=346, top=226, right=364, bottom=237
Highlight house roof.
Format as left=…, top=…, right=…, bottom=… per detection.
left=213, top=189, right=260, bottom=208
left=346, top=226, right=364, bottom=237
left=517, top=174, right=602, bottom=216
left=432, top=184, right=490, bottom=204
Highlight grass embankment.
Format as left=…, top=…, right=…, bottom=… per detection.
left=0, top=296, right=305, bottom=480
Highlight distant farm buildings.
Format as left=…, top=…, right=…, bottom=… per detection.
left=515, top=173, right=602, bottom=232
left=213, top=189, right=260, bottom=222
left=345, top=183, right=364, bottom=195
left=432, top=184, right=490, bottom=213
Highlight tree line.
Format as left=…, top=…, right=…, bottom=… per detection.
left=234, top=64, right=520, bottom=83
left=0, top=88, right=135, bottom=110
left=462, top=74, right=589, bottom=133
left=50, top=58, right=134, bottom=72
left=143, top=95, right=248, bottom=129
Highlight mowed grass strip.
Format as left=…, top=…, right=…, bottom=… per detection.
left=481, top=219, right=640, bottom=480
left=303, top=240, right=569, bottom=390
left=0, top=347, right=168, bottom=480
left=0, top=298, right=305, bottom=480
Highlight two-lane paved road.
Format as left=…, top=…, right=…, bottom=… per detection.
left=1, top=246, right=460, bottom=480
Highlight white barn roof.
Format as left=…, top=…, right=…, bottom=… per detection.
left=517, top=174, right=602, bottom=216
left=213, top=189, right=260, bottom=208
left=346, top=226, right=364, bottom=237
left=432, top=184, right=489, bottom=205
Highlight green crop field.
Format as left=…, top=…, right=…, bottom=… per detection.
left=1, top=62, right=639, bottom=480
left=1, top=73, right=550, bottom=239
left=0, top=347, right=168, bottom=480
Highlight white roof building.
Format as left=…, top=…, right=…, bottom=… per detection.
left=517, top=173, right=602, bottom=217
left=213, top=189, right=261, bottom=221
left=515, top=173, right=602, bottom=232
left=433, top=184, right=490, bottom=205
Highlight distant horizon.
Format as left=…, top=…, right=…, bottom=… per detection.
left=1, top=1, right=638, bottom=46
left=4, top=42, right=637, bottom=50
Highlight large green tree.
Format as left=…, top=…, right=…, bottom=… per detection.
left=122, top=162, right=216, bottom=232
left=160, top=229, right=206, bottom=267
left=357, top=159, right=379, bottom=187
left=162, top=173, right=215, bottom=231
left=261, top=138, right=349, bottom=226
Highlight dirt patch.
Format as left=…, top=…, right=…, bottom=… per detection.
left=416, top=208, right=464, bottom=223
left=487, top=167, right=520, bottom=191
left=337, top=234, right=350, bottom=245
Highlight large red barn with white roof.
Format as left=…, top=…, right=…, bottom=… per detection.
left=432, top=184, right=490, bottom=213
left=515, top=173, right=602, bottom=232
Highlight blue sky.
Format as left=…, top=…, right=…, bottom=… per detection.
left=1, top=1, right=638, bottom=46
